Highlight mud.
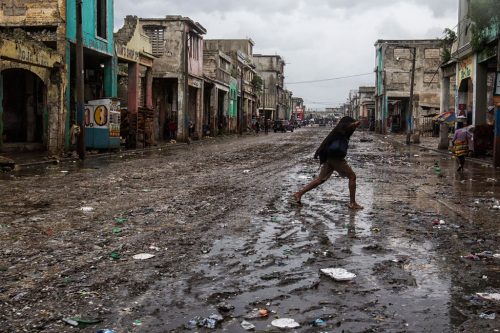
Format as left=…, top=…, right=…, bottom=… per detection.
left=0, top=127, right=499, bottom=332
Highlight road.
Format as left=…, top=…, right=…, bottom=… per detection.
left=0, top=127, right=499, bottom=332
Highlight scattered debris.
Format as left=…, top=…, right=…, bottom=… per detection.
left=479, top=311, right=496, bottom=320
left=62, top=318, right=78, bottom=327
left=476, top=293, right=500, bottom=302
left=311, top=318, right=326, bottom=327
left=216, top=301, right=235, bottom=313
left=114, top=217, right=128, bottom=224
left=320, top=268, right=356, bottom=281
left=80, top=206, right=94, bottom=212
left=241, top=320, right=256, bottom=330
left=432, top=219, right=445, bottom=225
left=110, top=252, right=121, bottom=260
left=271, top=318, right=300, bottom=329
left=245, top=308, right=269, bottom=319
left=96, top=330, right=116, bottom=333
left=133, top=319, right=142, bottom=326
left=132, top=253, right=155, bottom=260
left=186, top=314, right=223, bottom=329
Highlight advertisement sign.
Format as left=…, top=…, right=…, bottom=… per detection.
left=458, top=56, right=475, bottom=86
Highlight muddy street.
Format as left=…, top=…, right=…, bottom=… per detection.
left=1, top=127, right=499, bottom=332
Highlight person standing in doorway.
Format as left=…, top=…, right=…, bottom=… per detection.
left=292, top=116, right=363, bottom=210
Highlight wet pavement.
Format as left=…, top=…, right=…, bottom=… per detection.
left=0, top=127, right=499, bottom=332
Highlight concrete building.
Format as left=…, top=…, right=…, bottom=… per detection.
left=203, top=48, right=232, bottom=135
left=204, top=39, right=257, bottom=133
left=139, top=16, right=206, bottom=141
left=440, top=0, right=498, bottom=157
left=0, top=1, right=67, bottom=155
left=292, top=97, right=305, bottom=121
left=114, top=16, right=155, bottom=147
left=375, top=39, right=442, bottom=134
left=254, top=55, right=286, bottom=121
left=358, top=86, right=376, bottom=129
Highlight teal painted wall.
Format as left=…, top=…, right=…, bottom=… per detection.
left=65, top=0, right=117, bottom=149
left=67, top=0, right=114, bottom=56
left=229, top=78, right=238, bottom=118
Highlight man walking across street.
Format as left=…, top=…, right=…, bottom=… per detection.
left=293, top=116, right=363, bottom=210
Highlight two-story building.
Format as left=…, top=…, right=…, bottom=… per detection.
left=204, top=39, right=258, bottom=133
left=203, top=48, right=232, bottom=135
left=254, top=55, right=286, bottom=121
left=0, top=0, right=66, bottom=155
left=440, top=0, right=498, bottom=158
left=115, top=16, right=155, bottom=148
left=375, top=39, right=442, bottom=135
left=139, top=16, right=206, bottom=142
left=358, top=86, right=376, bottom=129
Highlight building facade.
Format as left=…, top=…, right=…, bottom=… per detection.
left=440, top=0, right=498, bottom=157
left=203, top=48, right=232, bottom=135
left=375, top=39, right=442, bottom=134
left=115, top=16, right=155, bottom=148
left=0, top=0, right=67, bottom=155
left=254, top=55, right=286, bottom=121
left=139, top=16, right=206, bottom=142
left=204, top=39, right=257, bottom=133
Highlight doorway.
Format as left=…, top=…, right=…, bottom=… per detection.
left=1, top=69, right=46, bottom=146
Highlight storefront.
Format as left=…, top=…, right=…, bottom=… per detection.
left=0, top=34, right=65, bottom=155
left=115, top=16, right=155, bottom=147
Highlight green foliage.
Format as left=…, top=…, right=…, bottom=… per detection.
left=251, top=75, right=263, bottom=91
left=441, top=28, right=457, bottom=62
left=470, top=0, right=500, bottom=51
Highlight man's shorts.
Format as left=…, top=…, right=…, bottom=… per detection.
left=318, top=158, right=355, bottom=181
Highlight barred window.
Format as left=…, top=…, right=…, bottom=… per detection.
left=144, top=27, right=165, bottom=57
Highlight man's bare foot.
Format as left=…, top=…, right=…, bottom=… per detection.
left=348, top=202, right=364, bottom=210
left=291, top=192, right=302, bottom=206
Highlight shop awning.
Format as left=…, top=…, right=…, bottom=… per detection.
left=434, top=111, right=456, bottom=123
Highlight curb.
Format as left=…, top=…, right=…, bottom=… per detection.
left=377, top=134, right=495, bottom=168
left=10, top=134, right=243, bottom=170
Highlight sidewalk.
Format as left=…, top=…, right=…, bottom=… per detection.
left=0, top=134, right=247, bottom=169
left=379, top=133, right=495, bottom=167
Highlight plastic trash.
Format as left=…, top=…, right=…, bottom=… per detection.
left=114, top=217, right=128, bottom=224
left=321, top=268, right=356, bottom=281
left=271, top=318, right=300, bottom=329
left=110, top=252, right=121, bottom=260
left=112, top=227, right=122, bottom=234
left=245, top=308, right=269, bottom=319
left=241, top=320, right=256, bottom=330
left=133, top=319, right=142, bottom=326
left=62, top=318, right=79, bottom=326
left=479, top=311, right=496, bottom=320
left=96, top=330, right=116, bottom=333
left=432, top=219, right=445, bottom=225
left=185, top=314, right=223, bottom=329
left=80, top=207, right=94, bottom=212
left=312, top=318, right=326, bottom=327
left=476, top=293, right=500, bottom=302
left=133, top=253, right=155, bottom=260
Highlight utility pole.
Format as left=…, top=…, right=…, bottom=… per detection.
left=406, top=47, right=416, bottom=145
left=76, top=0, right=85, bottom=159
left=494, top=36, right=500, bottom=167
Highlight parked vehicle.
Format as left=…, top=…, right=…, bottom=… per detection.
left=273, top=120, right=294, bottom=133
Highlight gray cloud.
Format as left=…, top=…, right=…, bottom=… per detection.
left=115, top=0, right=458, bottom=109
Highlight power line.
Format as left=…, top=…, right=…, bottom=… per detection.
left=286, top=72, right=374, bottom=85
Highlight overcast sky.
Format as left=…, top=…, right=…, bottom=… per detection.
left=115, top=0, right=458, bottom=110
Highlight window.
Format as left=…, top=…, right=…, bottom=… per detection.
left=96, top=0, right=107, bottom=39
left=144, top=27, right=165, bottom=57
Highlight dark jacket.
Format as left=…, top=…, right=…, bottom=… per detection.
left=314, top=116, right=357, bottom=164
